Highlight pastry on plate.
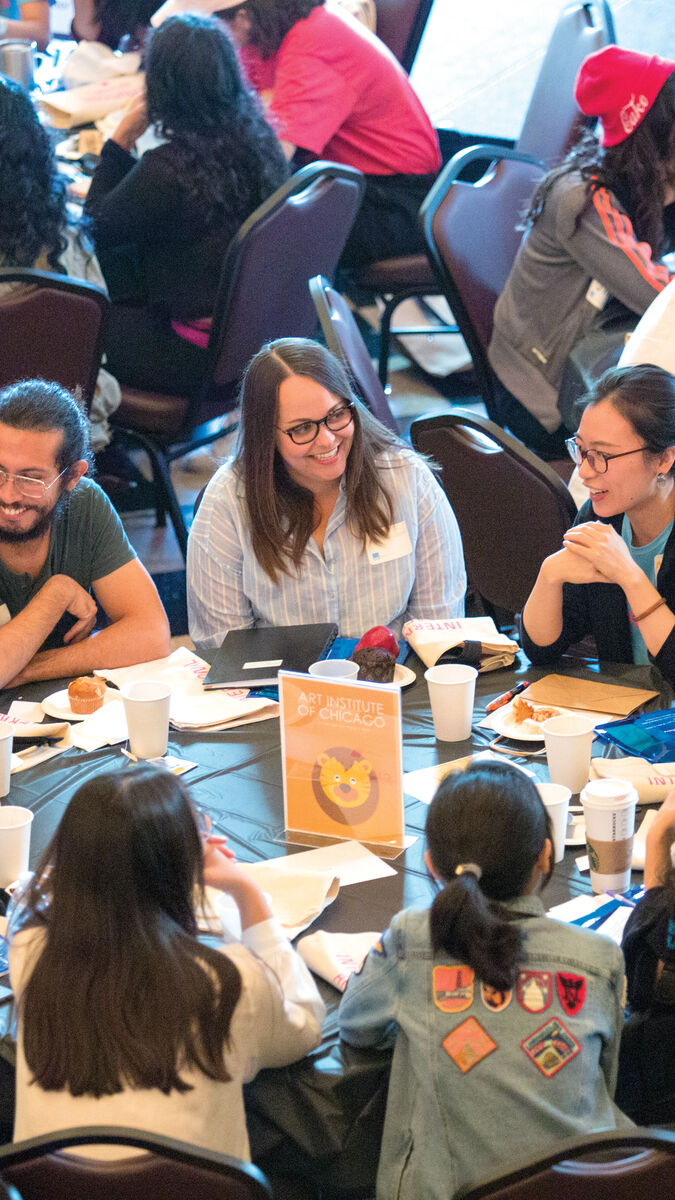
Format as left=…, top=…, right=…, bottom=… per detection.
left=67, top=675, right=107, bottom=715
left=351, top=626, right=399, bottom=682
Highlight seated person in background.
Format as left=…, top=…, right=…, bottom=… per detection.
left=521, top=365, right=675, bottom=684
left=187, top=339, right=466, bottom=648
left=0, top=75, right=120, bottom=455
left=84, top=13, right=288, bottom=395
left=0, top=0, right=49, bottom=50
left=9, top=765, right=324, bottom=1153
left=72, top=0, right=158, bottom=48
left=212, top=0, right=441, bottom=268
left=616, top=788, right=675, bottom=1125
left=489, top=47, right=675, bottom=460
left=339, top=762, right=630, bottom=1200
left=0, top=379, right=170, bottom=689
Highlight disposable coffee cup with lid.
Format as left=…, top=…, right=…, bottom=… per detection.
left=580, top=777, right=637, bottom=894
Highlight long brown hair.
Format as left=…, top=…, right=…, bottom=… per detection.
left=526, top=73, right=675, bottom=254
left=235, top=338, right=405, bottom=583
left=18, top=766, right=242, bottom=1097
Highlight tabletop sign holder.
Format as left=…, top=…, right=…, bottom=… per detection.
left=279, top=671, right=405, bottom=859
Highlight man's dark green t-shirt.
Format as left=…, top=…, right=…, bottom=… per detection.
left=0, top=478, right=136, bottom=651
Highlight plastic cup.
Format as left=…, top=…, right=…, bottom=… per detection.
left=308, top=659, right=359, bottom=679
left=541, top=714, right=595, bottom=793
left=0, top=728, right=12, bottom=799
left=424, top=664, right=477, bottom=742
left=537, top=782, right=571, bottom=864
left=0, top=807, right=33, bottom=887
left=121, top=681, right=171, bottom=759
left=580, top=777, right=638, bottom=894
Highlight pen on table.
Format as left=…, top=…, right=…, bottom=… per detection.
left=485, top=680, right=530, bottom=714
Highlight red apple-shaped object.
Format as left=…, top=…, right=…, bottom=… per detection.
left=353, top=625, right=399, bottom=658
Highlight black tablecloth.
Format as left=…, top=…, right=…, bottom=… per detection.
left=1, top=655, right=670, bottom=1197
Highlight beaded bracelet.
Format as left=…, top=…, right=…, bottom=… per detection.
left=633, top=596, right=668, bottom=623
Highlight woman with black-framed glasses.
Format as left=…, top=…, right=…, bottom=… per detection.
left=521, top=363, right=675, bottom=681
left=187, top=338, right=466, bottom=648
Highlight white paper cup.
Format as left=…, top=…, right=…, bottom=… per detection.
left=308, top=659, right=359, bottom=679
left=0, top=728, right=12, bottom=799
left=580, top=777, right=637, bottom=894
left=121, top=681, right=171, bottom=759
left=0, top=806, right=33, bottom=887
left=424, top=664, right=477, bottom=742
left=537, top=782, right=571, bottom=864
left=541, top=714, right=595, bottom=794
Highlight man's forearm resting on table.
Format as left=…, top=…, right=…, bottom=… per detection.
left=1, top=2, right=51, bottom=49
left=1, top=580, right=171, bottom=688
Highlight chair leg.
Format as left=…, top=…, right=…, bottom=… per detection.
left=115, top=428, right=188, bottom=560
left=378, top=295, right=398, bottom=387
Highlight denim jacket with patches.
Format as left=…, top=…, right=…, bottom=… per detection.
left=338, top=894, right=631, bottom=1200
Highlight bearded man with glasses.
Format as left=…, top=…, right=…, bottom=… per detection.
left=0, top=379, right=170, bottom=688
left=521, top=364, right=675, bottom=684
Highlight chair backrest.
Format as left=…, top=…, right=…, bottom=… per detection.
left=456, top=1128, right=675, bottom=1200
left=373, top=0, right=433, bottom=72
left=0, top=269, right=108, bottom=407
left=410, top=410, right=577, bottom=615
left=517, top=0, right=615, bottom=166
left=202, top=162, right=364, bottom=417
left=0, top=1126, right=272, bottom=1200
left=420, top=145, right=546, bottom=420
left=309, top=275, right=399, bottom=433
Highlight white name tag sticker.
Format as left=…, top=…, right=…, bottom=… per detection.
left=586, top=279, right=609, bottom=310
left=0, top=604, right=10, bottom=628
left=366, top=521, right=413, bottom=565
left=242, top=659, right=283, bottom=669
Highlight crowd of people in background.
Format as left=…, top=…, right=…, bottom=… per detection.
left=1, top=4, right=675, bottom=1196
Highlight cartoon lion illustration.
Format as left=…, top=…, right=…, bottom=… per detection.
left=311, top=746, right=379, bottom=825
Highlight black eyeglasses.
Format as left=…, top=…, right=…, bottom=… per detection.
left=278, top=402, right=354, bottom=445
left=0, top=465, right=69, bottom=499
left=565, top=437, right=647, bottom=475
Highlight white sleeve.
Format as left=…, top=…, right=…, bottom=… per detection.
left=406, top=459, right=466, bottom=621
left=186, top=467, right=255, bottom=649
left=226, top=918, right=325, bottom=1080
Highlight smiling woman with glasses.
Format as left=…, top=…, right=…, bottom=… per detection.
left=187, top=337, right=466, bottom=648
left=522, top=363, right=675, bottom=682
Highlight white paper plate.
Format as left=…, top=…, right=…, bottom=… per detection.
left=490, top=702, right=563, bottom=742
left=394, top=664, right=416, bottom=688
left=566, top=808, right=586, bottom=847
left=41, top=686, right=117, bottom=722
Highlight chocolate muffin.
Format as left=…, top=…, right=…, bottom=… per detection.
left=351, top=646, right=397, bottom=682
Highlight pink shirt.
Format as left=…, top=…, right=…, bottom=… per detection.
left=242, top=8, right=440, bottom=177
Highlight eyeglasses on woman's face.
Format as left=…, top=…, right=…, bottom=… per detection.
left=278, top=402, right=354, bottom=445
left=565, top=436, right=647, bottom=474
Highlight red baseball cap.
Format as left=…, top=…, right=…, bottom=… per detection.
left=574, top=46, right=675, bottom=147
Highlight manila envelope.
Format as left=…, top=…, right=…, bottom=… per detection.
left=524, top=674, right=658, bottom=717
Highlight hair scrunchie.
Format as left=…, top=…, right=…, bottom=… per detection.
left=454, top=862, right=482, bottom=881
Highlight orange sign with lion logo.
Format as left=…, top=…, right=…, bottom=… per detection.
left=279, top=671, right=404, bottom=850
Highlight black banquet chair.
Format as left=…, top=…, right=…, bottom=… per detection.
left=455, top=1127, right=675, bottom=1200
left=110, top=161, right=365, bottom=559
left=309, top=274, right=398, bottom=433
left=0, top=1126, right=272, bottom=1200
left=410, top=410, right=577, bottom=624
left=0, top=267, right=109, bottom=407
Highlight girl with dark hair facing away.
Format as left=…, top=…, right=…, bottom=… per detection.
left=0, top=76, right=120, bottom=453
left=84, top=13, right=288, bottom=395
left=339, top=761, right=630, bottom=1200
left=616, top=786, right=675, bottom=1124
left=187, top=338, right=466, bottom=647
left=488, top=46, right=675, bottom=460
left=8, top=765, right=323, bottom=1152
left=522, top=363, right=675, bottom=684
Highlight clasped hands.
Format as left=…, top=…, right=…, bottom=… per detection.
left=550, top=521, right=638, bottom=588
